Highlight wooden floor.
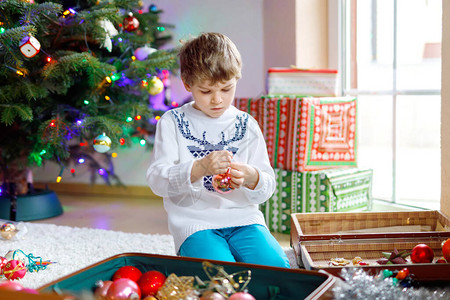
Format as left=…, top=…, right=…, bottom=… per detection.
left=30, top=192, right=291, bottom=247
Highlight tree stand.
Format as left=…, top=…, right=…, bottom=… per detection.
left=0, top=183, right=63, bottom=221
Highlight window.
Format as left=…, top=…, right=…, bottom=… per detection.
left=340, top=0, right=442, bottom=209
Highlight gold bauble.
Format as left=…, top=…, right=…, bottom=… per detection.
left=0, top=222, right=17, bottom=240
left=148, top=76, right=164, bottom=95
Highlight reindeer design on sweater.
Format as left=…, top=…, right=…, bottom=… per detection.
left=171, top=110, right=249, bottom=191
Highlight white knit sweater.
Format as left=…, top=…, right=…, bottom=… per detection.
left=146, top=102, right=276, bottom=253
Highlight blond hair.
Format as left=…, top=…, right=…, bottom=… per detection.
left=179, top=32, right=242, bottom=86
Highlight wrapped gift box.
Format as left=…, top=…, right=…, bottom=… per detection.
left=235, top=96, right=358, bottom=172
left=266, top=68, right=338, bottom=97
left=290, top=211, right=450, bottom=283
left=38, top=253, right=335, bottom=300
left=260, top=168, right=373, bottom=234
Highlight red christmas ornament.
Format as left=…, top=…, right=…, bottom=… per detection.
left=3, top=260, right=27, bottom=280
left=0, top=256, right=8, bottom=275
left=123, top=12, right=140, bottom=32
left=94, top=280, right=113, bottom=300
left=137, top=270, right=166, bottom=298
left=411, top=243, right=434, bottom=263
left=0, top=280, right=24, bottom=291
left=106, top=278, right=141, bottom=300
left=212, top=168, right=234, bottom=194
left=442, top=238, right=450, bottom=262
left=113, top=266, right=143, bottom=282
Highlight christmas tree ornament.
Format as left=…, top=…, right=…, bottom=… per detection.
left=134, top=45, right=157, bottom=61
left=229, top=292, right=256, bottom=300
left=0, top=256, right=8, bottom=275
left=123, top=12, right=140, bottom=32
left=0, top=280, right=24, bottom=291
left=93, top=133, right=112, bottom=153
left=147, top=76, right=164, bottom=95
left=200, top=291, right=226, bottom=300
left=3, top=259, right=27, bottom=280
left=442, top=238, right=450, bottom=262
left=106, top=278, right=141, bottom=300
left=94, top=280, right=113, bottom=300
left=156, top=273, right=195, bottom=300
left=19, top=34, right=41, bottom=58
left=0, top=222, right=17, bottom=240
left=5, top=249, right=28, bottom=266
left=212, top=169, right=234, bottom=194
left=99, top=19, right=119, bottom=52
left=410, top=243, right=434, bottom=263
left=138, top=270, right=166, bottom=297
left=113, top=265, right=143, bottom=282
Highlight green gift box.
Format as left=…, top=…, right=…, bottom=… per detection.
left=261, top=168, right=373, bottom=234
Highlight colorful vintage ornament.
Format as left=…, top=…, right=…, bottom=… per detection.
left=94, top=280, right=113, bottom=300
left=93, top=133, right=112, bottom=153
left=123, top=12, right=140, bottom=32
left=0, top=222, right=17, bottom=240
left=19, top=34, right=41, bottom=58
left=410, top=243, right=434, bottom=263
left=138, top=270, right=166, bottom=298
left=212, top=169, right=234, bottom=194
left=3, top=259, right=27, bottom=280
left=147, top=76, right=164, bottom=95
left=106, top=278, right=141, bottom=300
left=113, top=266, right=143, bottom=283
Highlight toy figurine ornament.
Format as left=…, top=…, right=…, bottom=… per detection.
left=19, top=34, right=41, bottom=58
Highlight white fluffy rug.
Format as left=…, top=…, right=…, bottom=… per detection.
left=0, top=223, right=298, bottom=289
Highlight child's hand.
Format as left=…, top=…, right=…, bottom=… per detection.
left=229, top=162, right=259, bottom=190
left=191, top=150, right=232, bottom=182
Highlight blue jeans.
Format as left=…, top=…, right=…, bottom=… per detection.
left=179, top=224, right=290, bottom=268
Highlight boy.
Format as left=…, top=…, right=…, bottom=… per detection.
left=146, top=32, right=289, bottom=268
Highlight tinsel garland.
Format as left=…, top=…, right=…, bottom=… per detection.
left=333, top=268, right=449, bottom=300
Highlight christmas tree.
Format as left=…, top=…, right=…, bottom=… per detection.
left=0, top=0, right=179, bottom=194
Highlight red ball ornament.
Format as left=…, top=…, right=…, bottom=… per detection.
left=3, top=259, right=27, bottom=280
left=0, top=256, right=8, bottom=275
left=94, top=280, right=113, bottom=300
left=137, top=270, right=166, bottom=298
left=212, top=169, right=234, bottom=194
left=442, top=238, right=450, bottom=262
left=229, top=292, right=256, bottom=300
left=106, top=278, right=141, bottom=300
left=123, top=12, right=140, bottom=32
left=0, top=280, right=24, bottom=291
left=411, top=243, right=435, bottom=263
left=113, top=266, right=143, bottom=283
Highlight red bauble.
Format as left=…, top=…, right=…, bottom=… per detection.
left=123, top=12, right=140, bottom=32
left=3, top=259, right=27, bottom=280
left=212, top=169, right=233, bottom=194
left=106, top=278, right=141, bottom=300
left=411, top=243, right=435, bottom=263
left=0, top=256, right=8, bottom=275
left=442, top=238, right=450, bottom=262
left=0, top=280, right=24, bottom=291
left=229, top=292, right=256, bottom=300
left=113, top=266, right=143, bottom=283
left=137, top=270, right=166, bottom=297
